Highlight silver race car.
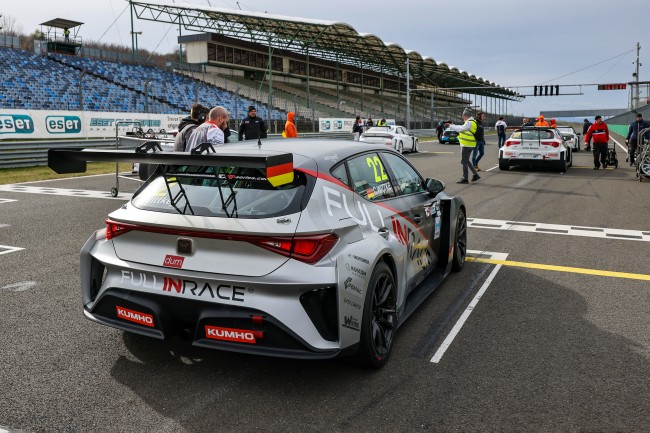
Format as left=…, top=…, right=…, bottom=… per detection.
left=49, top=140, right=467, bottom=368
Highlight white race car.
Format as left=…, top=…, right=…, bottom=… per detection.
left=499, top=126, right=573, bottom=172
left=360, top=126, right=419, bottom=154
left=556, top=126, right=581, bottom=152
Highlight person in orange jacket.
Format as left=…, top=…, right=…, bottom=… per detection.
left=535, top=115, right=549, bottom=127
left=549, top=118, right=557, bottom=128
left=283, top=111, right=298, bottom=138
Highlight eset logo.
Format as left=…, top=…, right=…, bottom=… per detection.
left=163, top=254, right=184, bottom=268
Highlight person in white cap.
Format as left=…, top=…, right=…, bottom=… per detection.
left=446, top=108, right=480, bottom=184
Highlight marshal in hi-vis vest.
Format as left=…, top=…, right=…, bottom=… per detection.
left=458, top=119, right=477, bottom=147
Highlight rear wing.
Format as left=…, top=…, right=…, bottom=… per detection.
left=48, top=146, right=294, bottom=187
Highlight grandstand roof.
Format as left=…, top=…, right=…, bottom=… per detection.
left=130, top=1, right=521, bottom=100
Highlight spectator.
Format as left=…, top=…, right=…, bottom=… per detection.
left=471, top=111, right=486, bottom=171
left=522, top=117, right=534, bottom=127
left=186, top=106, right=230, bottom=152
left=549, top=118, right=557, bottom=128
left=283, top=111, right=298, bottom=138
left=535, top=115, right=549, bottom=127
left=436, top=121, right=444, bottom=142
left=446, top=108, right=480, bottom=184
left=377, top=118, right=387, bottom=126
left=238, top=105, right=267, bottom=141
left=583, top=119, right=592, bottom=150
left=352, top=115, right=363, bottom=141
left=173, top=103, right=209, bottom=152
left=625, top=113, right=650, bottom=166
left=63, top=28, right=70, bottom=42
left=366, top=117, right=374, bottom=130
left=495, top=116, right=507, bottom=148
left=584, top=115, right=610, bottom=170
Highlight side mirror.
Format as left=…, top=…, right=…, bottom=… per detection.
left=425, top=178, right=445, bottom=196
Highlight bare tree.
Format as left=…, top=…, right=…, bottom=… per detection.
left=1, top=14, right=24, bottom=36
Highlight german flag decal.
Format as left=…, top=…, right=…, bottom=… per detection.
left=265, top=154, right=294, bottom=186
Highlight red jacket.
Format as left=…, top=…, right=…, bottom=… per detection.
left=584, top=121, right=609, bottom=144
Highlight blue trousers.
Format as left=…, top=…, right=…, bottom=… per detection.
left=472, top=141, right=485, bottom=166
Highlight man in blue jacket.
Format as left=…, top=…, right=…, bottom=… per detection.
left=625, top=113, right=650, bottom=165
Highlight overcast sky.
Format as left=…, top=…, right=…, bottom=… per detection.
left=4, top=0, right=649, bottom=118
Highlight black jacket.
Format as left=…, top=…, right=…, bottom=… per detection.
left=582, top=121, right=592, bottom=134
left=177, top=116, right=199, bottom=132
left=626, top=119, right=650, bottom=141
left=475, top=119, right=485, bottom=142
left=238, top=116, right=267, bottom=141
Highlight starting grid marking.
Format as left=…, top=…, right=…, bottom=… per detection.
left=468, top=217, right=650, bottom=242
left=0, top=198, right=17, bottom=204
left=0, top=245, right=24, bottom=256
left=0, top=184, right=130, bottom=200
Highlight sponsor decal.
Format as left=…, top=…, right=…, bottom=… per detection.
left=163, top=254, right=185, bottom=269
left=205, top=325, right=262, bottom=344
left=434, top=216, right=441, bottom=240
left=345, top=263, right=367, bottom=280
left=120, top=270, right=246, bottom=302
left=116, top=305, right=154, bottom=327
left=343, top=276, right=363, bottom=295
left=177, top=239, right=193, bottom=255
left=342, top=315, right=360, bottom=331
left=347, top=253, right=370, bottom=264
left=89, top=118, right=161, bottom=128
left=323, top=154, right=339, bottom=163
left=45, top=116, right=81, bottom=134
left=343, top=297, right=362, bottom=310
left=323, top=186, right=385, bottom=232
left=391, top=216, right=432, bottom=270
left=0, top=114, right=34, bottom=134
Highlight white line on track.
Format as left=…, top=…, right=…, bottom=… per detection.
left=468, top=217, right=650, bottom=242
left=610, top=136, right=628, bottom=154
left=0, top=198, right=17, bottom=204
left=430, top=249, right=507, bottom=363
left=10, top=172, right=134, bottom=185
left=485, top=164, right=499, bottom=172
left=0, top=245, right=24, bottom=256
left=0, top=185, right=130, bottom=200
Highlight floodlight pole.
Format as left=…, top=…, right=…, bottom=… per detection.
left=144, top=78, right=153, bottom=113
left=130, top=1, right=135, bottom=59
left=406, top=57, right=410, bottom=129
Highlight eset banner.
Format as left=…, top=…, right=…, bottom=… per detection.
left=318, top=118, right=396, bottom=133
left=0, top=109, right=183, bottom=140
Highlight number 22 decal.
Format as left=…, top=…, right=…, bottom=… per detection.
left=367, top=156, right=388, bottom=182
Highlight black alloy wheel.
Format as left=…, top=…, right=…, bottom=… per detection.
left=452, top=208, right=467, bottom=272
left=356, top=262, right=397, bottom=368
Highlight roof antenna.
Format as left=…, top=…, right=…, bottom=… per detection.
left=257, top=122, right=262, bottom=148
left=236, top=2, right=242, bottom=10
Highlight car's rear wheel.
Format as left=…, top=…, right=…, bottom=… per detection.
left=498, top=159, right=510, bottom=171
left=412, top=139, right=419, bottom=153
left=452, top=208, right=467, bottom=272
left=397, top=141, right=403, bottom=154
left=355, top=261, right=397, bottom=368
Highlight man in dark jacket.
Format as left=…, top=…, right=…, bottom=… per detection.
left=625, top=113, right=650, bottom=165
left=238, top=105, right=267, bottom=141
left=582, top=119, right=592, bottom=150
left=584, top=115, right=610, bottom=170
left=173, top=103, right=209, bottom=152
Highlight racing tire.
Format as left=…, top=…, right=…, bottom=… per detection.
left=568, top=149, right=573, bottom=167
left=397, top=141, right=404, bottom=154
left=412, top=139, right=419, bottom=153
left=498, top=159, right=509, bottom=171
left=451, top=208, right=467, bottom=272
left=355, top=261, right=397, bottom=369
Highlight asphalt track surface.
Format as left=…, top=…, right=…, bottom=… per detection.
left=1, top=132, right=649, bottom=432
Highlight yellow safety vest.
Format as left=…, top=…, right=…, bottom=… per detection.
left=458, top=119, right=477, bottom=147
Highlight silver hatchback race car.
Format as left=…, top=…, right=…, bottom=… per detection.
left=49, top=140, right=467, bottom=368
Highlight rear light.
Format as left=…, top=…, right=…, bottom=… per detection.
left=255, top=234, right=338, bottom=264
left=385, top=139, right=392, bottom=146
left=104, top=219, right=338, bottom=264
left=505, top=140, right=520, bottom=146
left=541, top=141, right=560, bottom=148
left=105, top=219, right=134, bottom=240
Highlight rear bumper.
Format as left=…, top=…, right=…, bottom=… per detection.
left=85, top=288, right=341, bottom=360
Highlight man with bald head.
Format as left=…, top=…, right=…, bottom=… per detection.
left=185, top=106, right=230, bottom=152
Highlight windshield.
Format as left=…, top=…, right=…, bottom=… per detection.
left=365, top=127, right=394, bottom=134
left=132, top=165, right=307, bottom=218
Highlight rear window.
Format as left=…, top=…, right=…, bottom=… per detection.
left=131, top=165, right=307, bottom=218
left=512, top=130, right=555, bottom=140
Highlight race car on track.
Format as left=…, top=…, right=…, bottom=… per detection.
left=359, top=125, right=419, bottom=154
left=499, top=126, right=573, bottom=172
left=48, top=140, right=467, bottom=368
left=556, top=125, right=581, bottom=152
left=439, top=129, right=460, bottom=145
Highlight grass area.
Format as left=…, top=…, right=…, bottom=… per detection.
left=0, top=163, right=133, bottom=185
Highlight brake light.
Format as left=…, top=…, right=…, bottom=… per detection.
left=105, top=219, right=134, bottom=240
left=541, top=141, right=560, bottom=148
left=256, top=234, right=338, bottom=264
left=505, top=140, right=520, bottom=146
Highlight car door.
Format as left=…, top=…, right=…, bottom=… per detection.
left=403, top=127, right=416, bottom=151
left=379, top=151, right=439, bottom=293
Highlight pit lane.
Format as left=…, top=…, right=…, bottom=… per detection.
left=0, top=133, right=648, bottom=432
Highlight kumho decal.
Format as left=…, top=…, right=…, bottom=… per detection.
left=205, top=326, right=263, bottom=344
left=0, top=114, right=34, bottom=134
left=119, top=270, right=246, bottom=302
left=116, top=306, right=154, bottom=327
